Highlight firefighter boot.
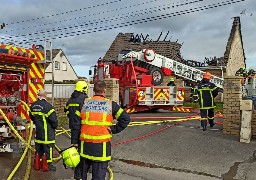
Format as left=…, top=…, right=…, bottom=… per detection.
left=33, top=153, right=40, bottom=170
left=202, top=126, right=207, bottom=131
left=208, top=118, right=215, bottom=128
left=41, top=153, right=49, bottom=172
left=47, top=163, right=56, bottom=171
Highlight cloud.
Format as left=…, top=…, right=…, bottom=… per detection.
left=1, top=0, right=255, bottom=77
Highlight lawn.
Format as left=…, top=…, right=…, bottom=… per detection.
left=183, top=102, right=223, bottom=111
left=58, top=116, right=69, bottom=127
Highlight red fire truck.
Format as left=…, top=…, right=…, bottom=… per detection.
left=0, top=44, right=45, bottom=152
left=90, top=49, right=224, bottom=113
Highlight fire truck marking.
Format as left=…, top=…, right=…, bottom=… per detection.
left=176, top=90, right=184, bottom=101
left=138, top=90, right=146, bottom=100
left=173, top=107, right=191, bottom=112
left=154, top=88, right=169, bottom=100
left=126, top=107, right=136, bottom=113
left=29, top=64, right=45, bottom=103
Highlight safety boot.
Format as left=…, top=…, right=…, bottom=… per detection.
left=47, top=163, right=56, bottom=171
left=202, top=126, right=207, bottom=131
left=210, top=123, right=215, bottom=128
left=41, top=153, right=49, bottom=172
left=33, top=153, right=40, bottom=170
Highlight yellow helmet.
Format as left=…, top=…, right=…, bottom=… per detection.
left=75, top=81, right=88, bottom=93
left=61, top=147, right=80, bottom=168
left=170, top=77, right=174, bottom=81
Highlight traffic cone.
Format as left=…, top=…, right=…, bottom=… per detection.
left=33, top=153, right=40, bottom=170
left=41, top=153, right=49, bottom=172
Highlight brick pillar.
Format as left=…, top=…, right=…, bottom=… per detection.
left=48, top=98, right=69, bottom=117
left=223, top=76, right=242, bottom=135
left=104, top=78, right=119, bottom=103
left=252, top=109, right=256, bottom=138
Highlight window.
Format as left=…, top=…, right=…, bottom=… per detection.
left=62, top=62, right=67, bottom=71
left=55, top=61, right=60, bottom=70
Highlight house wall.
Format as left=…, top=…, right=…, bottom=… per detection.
left=45, top=50, right=78, bottom=82
left=224, top=17, right=245, bottom=76
left=226, top=28, right=245, bottom=76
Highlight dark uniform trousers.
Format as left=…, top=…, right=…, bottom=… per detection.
left=74, top=141, right=110, bottom=180
left=75, top=158, right=108, bottom=180
left=200, top=108, right=214, bottom=127
left=35, top=143, right=54, bottom=162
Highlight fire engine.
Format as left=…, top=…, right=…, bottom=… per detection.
left=90, top=48, right=224, bottom=113
left=0, top=44, right=45, bottom=152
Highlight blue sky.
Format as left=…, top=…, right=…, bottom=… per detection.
left=1, top=0, right=255, bottom=78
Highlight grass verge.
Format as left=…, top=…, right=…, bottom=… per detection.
left=183, top=102, right=223, bottom=111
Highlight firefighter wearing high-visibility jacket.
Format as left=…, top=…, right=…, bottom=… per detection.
left=197, top=72, right=218, bottom=131
left=29, top=89, right=58, bottom=171
left=190, top=82, right=199, bottom=103
left=235, top=66, right=247, bottom=85
left=64, top=81, right=88, bottom=143
left=64, top=80, right=88, bottom=176
left=72, top=80, right=131, bottom=180
left=167, top=77, right=176, bottom=86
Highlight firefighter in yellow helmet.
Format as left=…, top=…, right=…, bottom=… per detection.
left=198, top=72, right=218, bottom=131
left=64, top=81, right=89, bottom=176
left=167, top=77, right=176, bottom=86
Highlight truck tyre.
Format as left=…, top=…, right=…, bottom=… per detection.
left=149, top=68, right=163, bottom=86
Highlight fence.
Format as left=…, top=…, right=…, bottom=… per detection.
left=45, top=84, right=75, bottom=98
left=45, top=84, right=94, bottom=98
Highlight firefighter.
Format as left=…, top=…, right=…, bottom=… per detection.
left=72, top=80, right=130, bottom=180
left=29, top=89, right=58, bottom=171
left=167, top=77, right=176, bottom=86
left=197, top=72, right=218, bottom=131
left=247, top=68, right=255, bottom=84
left=235, top=66, right=247, bottom=84
left=64, top=80, right=88, bottom=175
left=190, top=82, right=199, bottom=103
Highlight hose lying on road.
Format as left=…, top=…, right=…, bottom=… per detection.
left=128, top=116, right=200, bottom=127
left=0, top=101, right=34, bottom=180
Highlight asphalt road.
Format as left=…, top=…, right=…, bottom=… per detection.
left=1, top=110, right=256, bottom=180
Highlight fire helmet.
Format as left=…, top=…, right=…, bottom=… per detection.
left=75, top=81, right=88, bottom=93
left=61, top=147, right=80, bottom=168
left=203, top=72, right=211, bottom=80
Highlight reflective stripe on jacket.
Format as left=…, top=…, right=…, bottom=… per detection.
left=29, top=99, right=58, bottom=144
left=197, top=81, right=218, bottom=109
left=64, top=91, right=87, bottom=144
left=80, top=96, right=113, bottom=143
left=79, top=95, right=130, bottom=162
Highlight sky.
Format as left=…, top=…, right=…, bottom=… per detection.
left=0, top=0, right=255, bottom=78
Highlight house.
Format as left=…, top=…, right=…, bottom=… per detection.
left=44, top=49, right=78, bottom=82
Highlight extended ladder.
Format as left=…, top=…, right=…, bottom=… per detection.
left=123, top=49, right=224, bottom=89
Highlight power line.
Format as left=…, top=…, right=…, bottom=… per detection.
left=1, top=0, right=246, bottom=47
left=4, top=0, right=159, bottom=33
left=5, top=0, right=201, bottom=38
left=6, top=0, right=123, bottom=25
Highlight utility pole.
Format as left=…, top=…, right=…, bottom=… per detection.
left=44, top=40, right=54, bottom=106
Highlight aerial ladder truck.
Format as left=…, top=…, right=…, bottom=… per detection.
left=91, top=48, right=224, bottom=113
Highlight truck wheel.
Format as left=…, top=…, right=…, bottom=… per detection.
left=149, top=68, right=163, bottom=86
